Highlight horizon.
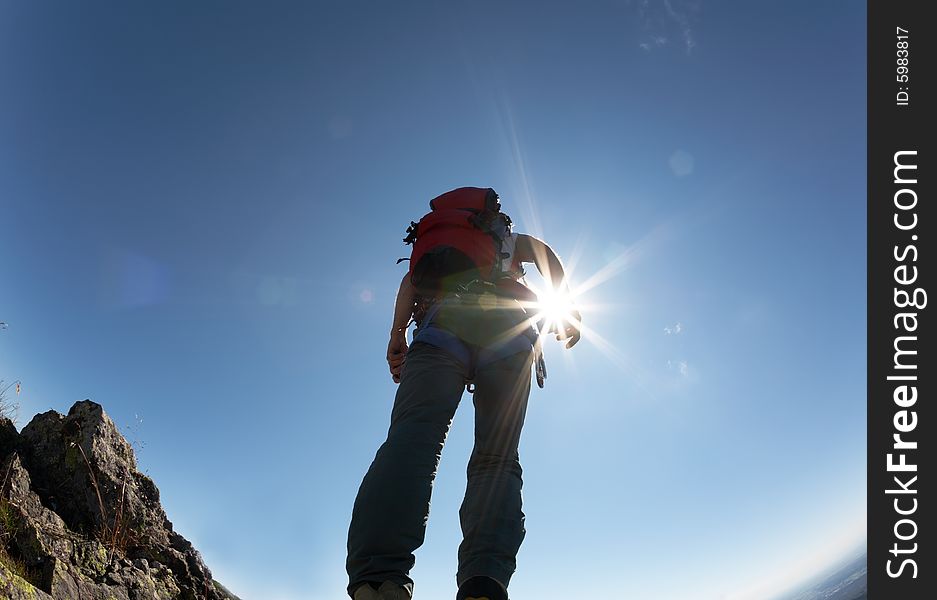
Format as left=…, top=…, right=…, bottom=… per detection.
left=1, top=1, right=866, bottom=598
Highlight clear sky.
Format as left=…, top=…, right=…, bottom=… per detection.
left=1, top=1, right=866, bottom=599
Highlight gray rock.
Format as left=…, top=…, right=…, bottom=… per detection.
left=1, top=400, right=239, bottom=599
left=0, top=418, right=17, bottom=460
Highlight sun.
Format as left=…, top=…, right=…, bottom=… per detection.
left=526, top=285, right=579, bottom=339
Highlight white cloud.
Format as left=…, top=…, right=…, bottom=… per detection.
left=633, top=0, right=700, bottom=55
left=664, top=322, right=683, bottom=335
left=666, top=359, right=689, bottom=377
left=663, top=0, right=697, bottom=53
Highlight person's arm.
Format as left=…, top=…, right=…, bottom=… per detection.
left=515, top=234, right=582, bottom=348
left=387, top=273, right=415, bottom=383
left=515, top=234, right=568, bottom=291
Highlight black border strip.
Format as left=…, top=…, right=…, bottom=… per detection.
left=868, top=1, right=933, bottom=597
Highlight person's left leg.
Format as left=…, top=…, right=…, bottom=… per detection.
left=456, top=347, right=534, bottom=593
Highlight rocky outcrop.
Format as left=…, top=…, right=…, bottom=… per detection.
left=0, top=401, right=240, bottom=599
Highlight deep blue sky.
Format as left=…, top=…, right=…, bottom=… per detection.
left=1, top=2, right=866, bottom=599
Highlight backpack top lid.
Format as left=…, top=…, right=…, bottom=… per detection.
left=429, top=187, right=501, bottom=213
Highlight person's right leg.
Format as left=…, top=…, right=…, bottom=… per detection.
left=347, top=343, right=468, bottom=598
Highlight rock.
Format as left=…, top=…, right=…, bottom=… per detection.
left=1, top=400, right=238, bottom=599
left=0, top=560, right=54, bottom=599
left=0, top=418, right=17, bottom=460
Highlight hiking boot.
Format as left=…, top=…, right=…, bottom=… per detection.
left=456, top=576, right=508, bottom=600
left=354, top=581, right=412, bottom=600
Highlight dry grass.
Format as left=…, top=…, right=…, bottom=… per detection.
left=0, top=380, right=19, bottom=423
left=71, top=439, right=133, bottom=562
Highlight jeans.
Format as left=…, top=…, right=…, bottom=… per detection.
left=346, top=341, right=533, bottom=597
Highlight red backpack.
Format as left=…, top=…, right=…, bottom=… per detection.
left=402, top=187, right=513, bottom=295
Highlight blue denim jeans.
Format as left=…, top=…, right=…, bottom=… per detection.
left=346, top=341, right=533, bottom=597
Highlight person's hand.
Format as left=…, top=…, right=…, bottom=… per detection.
left=552, top=308, right=582, bottom=349
left=387, top=332, right=409, bottom=383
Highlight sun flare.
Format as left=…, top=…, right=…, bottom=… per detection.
left=523, top=284, right=581, bottom=341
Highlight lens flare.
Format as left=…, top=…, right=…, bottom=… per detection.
left=523, top=284, right=580, bottom=341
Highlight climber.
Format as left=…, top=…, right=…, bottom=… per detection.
left=346, top=187, right=581, bottom=600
